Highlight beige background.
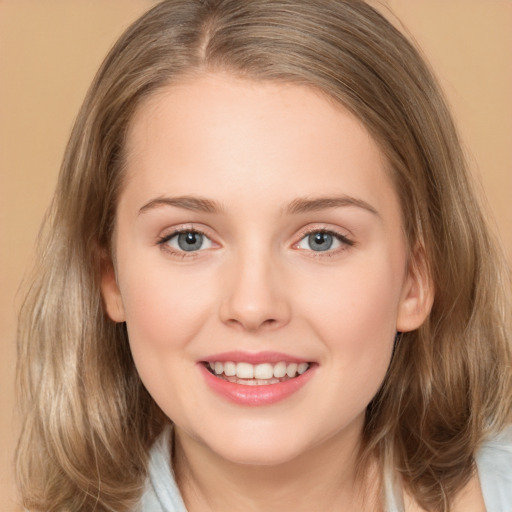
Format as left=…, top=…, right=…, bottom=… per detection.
left=1, top=1, right=511, bottom=509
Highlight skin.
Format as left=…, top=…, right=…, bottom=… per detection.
left=101, top=73, right=483, bottom=511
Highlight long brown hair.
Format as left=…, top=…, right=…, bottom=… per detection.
left=16, top=1, right=511, bottom=510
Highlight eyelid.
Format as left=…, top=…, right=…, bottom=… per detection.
left=155, top=223, right=354, bottom=258
left=292, top=225, right=355, bottom=253
left=156, top=224, right=219, bottom=257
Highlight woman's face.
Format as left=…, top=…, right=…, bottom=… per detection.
left=102, top=73, right=431, bottom=466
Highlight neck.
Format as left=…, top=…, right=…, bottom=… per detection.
left=172, top=420, right=382, bottom=512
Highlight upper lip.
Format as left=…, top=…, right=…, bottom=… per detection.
left=200, top=351, right=312, bottom=365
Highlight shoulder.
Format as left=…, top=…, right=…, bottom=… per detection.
left=397, top=426, right=512, bottom=512
left=474, top=425, right=512, bottom=511
left=448, top=426, right=512, bottom=512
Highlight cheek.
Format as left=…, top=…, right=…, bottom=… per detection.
left=119, top=261, right=217, bottom=358
left=296, top=261, right=401, bottom=422
left=298, top=253, right=404, bottom=369
left=117, top=264, right=220, bottom=415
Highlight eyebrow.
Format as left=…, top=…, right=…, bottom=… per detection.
left=285, top=196, right=379, bottom=216
left=138, top=194, right=379, bottom=217
left=139, top=195, right=224, bottom=215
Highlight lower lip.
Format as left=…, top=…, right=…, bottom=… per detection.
left=198, top=363, right=316, bottom=406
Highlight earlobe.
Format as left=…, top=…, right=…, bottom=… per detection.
left=100, top=257, right=126, bottom=323
left=396, top=245, right=434, bottom=332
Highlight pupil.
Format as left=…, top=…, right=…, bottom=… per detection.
left=309, top=232, right=333, bottom=251
left=178, top=232, right=203, bottom=251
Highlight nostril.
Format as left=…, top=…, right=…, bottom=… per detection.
left=248, top=318, right=279, bottom=332
left=224, top=317, right=277, bottom=332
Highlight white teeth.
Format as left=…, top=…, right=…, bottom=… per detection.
left=286, top=363, right=298, bottom=378
left=223, top=361, right=236, bottom=377
left=236, top=362, right=254, bottom=379
left=254, top=363, right=273, bottom=379
left=207, top=360, right=311, bottom=380
left=273, top=361, right=287, bottom=378
left=298, top=362, right=309, bottom=375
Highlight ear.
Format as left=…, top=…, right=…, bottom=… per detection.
left=100, top=254, right=126, bottom=323
left=396, top=244, right=434, bottom=332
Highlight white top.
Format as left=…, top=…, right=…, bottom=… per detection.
left=139, top=425, right=512, bottom=512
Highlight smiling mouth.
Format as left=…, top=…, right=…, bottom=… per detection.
left=203, top=361, right=311, bottom=386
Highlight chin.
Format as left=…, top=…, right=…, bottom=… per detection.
left=203, top=427, right=312, bottom=467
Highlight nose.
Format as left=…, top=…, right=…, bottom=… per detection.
left=219, top=249, right=291, bottom=333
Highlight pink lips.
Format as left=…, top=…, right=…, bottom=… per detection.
left=198, top=351, right=315, bottom=406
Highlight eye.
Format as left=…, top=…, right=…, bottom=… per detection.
left=296, top=230, right=352, bottom=252
left=160, top=230, right=213, bottom=252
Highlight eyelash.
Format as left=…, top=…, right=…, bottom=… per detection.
left=157, top=227, right=211, bottom=259
left=156, top=226, right=354, bottom=258
left=294, top=227, right=355, bottom=257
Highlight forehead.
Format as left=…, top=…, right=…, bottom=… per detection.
left=121, top=73, right=398, bottom=220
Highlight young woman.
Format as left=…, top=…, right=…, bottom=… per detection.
left=15, top=1, right=512, bottom=511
